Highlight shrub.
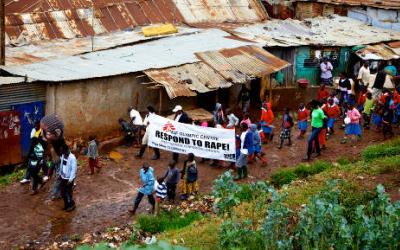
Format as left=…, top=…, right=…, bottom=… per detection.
left=136, top=210, right=201, bottom=234
left=362, top=138, right=400, bottom=161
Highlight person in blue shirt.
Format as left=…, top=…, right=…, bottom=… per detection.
left=384, top=61, right=397, bottom=77
left=59, top=143, right=77, bottom=212
left=129, top=162, right=155, bottom=215
left=235, top=123, right=253, bottom=180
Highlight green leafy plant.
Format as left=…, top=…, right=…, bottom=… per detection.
left=352, top=185, right=400, bottom=250
left=212, top=171, right=242, bottom=217
left=137, top=210, right=201, bottom=234
left=262, top=188, right=293, bottom=250
left=219, top=219, right=264, bottom=250
left=295, top=180, right=352, bottom=250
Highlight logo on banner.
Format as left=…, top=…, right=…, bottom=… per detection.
left=162, top=121, right=176, bottom=134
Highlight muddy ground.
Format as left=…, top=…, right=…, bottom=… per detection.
left=0, top=124, right=398, bottom=249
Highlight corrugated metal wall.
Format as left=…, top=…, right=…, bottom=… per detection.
left=295, top=46, right=350, bottom=85
left=0, top=110, right=22, bottom=166
left=0, top=83, right=46, bottom=111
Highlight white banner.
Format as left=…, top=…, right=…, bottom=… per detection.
left=147, top=114, right=236, bottom=162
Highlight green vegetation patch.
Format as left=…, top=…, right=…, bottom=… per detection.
left=271, top=161, right=332, bottom=187
left=136, top=210, right=201, bottom=234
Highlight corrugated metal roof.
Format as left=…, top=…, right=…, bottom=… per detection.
left=195, top=45, right=290, bottom=83
left=5, top=0, right=268, bottom=44
left=0, top=29, right=262, bottom=82
left=232, top=15, right=400, bottom=47
left=0, top=76, right=27, bottom=85
left=295, top=0, right=400, bottom=10
left=5, top=0, right=184, bottom=43
left=356, top=43, right=400, bottom=60
left=144, top=62, right=231, bottom=98
left=172, top=0, right=268, bottom=23
left=6, top=26, right=199, bottom=65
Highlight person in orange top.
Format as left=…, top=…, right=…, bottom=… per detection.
left=317, top=84, right=330, bottom=101
left=323, top=98, right=340, bottom=135
left=297, top=103, right=310, bottom=139
left=260, top=101, right=274, bottom=143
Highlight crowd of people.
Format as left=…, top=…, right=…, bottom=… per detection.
left=19, top=58, right=399, bottom=215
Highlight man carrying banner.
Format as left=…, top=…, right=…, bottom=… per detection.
left=136, top=106, right=160, bottom=160
left=172, top=105, right=191, bottom=162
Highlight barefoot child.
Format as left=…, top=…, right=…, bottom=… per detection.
left=278, top=108, right=294, bottom=149
left=87, top=135, right=101, bottom=175
left=297, top=103, right=310, bottom=139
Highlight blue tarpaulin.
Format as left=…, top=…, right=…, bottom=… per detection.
left=12, top=102, right=44, bottom=156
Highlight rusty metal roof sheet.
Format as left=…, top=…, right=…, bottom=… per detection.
left=232, top=15, right=400, bottom=47
left=1, top=29, right=261, bottom=82
left=144, top=62, right=231, bottom=98
left=5, top=0, right=268, bottom=43
left=195, top=45, right=290, bottom=83
left=6, top=26, right=199, bottom=65
left=356, top=43, right=400, bottom=60
left=172, top=0, right=268, bottom=23
left=5, top=0, right=184, bottom=43
left=295, top=0, right=400, bottom=10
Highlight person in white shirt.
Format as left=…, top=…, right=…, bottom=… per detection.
left=59, top=144, right=77, bottom=212
left=357, top=61, right=370, bottom=87
left=136, top=106, right=160, bottom=160
left=128, top=106, right=143, bottom=126
left=320, top=58, right=333, bottom=86
left=226, top=108, right=239, bottom=129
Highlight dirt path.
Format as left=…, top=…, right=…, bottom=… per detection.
left=0, top=125, right=397, bottom=249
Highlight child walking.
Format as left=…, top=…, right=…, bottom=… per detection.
left=362, top=92, right=374, bottom=129
left=278, top=108, right=294, bottom=149
left=87, top=135, right=101, bottom=175
left=154, top=177, right=167, bottom=215
left=180, top=153, right=199, bottom=200
left=323, top=98, right=340, bottom=136
left=260, top=101, right=274, bottom=143
left=164, top=160, right=179, bottom=201
left=297, top=103, right=310, bottom=139
left=342, top=103, right=362, bottom=144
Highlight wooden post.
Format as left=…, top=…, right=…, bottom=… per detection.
left=0, top=0, right=5, bottom=65
left=158, top=88, right=163, bottom=115
left=91, top=5, right=94, bottom=52
left=269, top=74, right=273, bottom=103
